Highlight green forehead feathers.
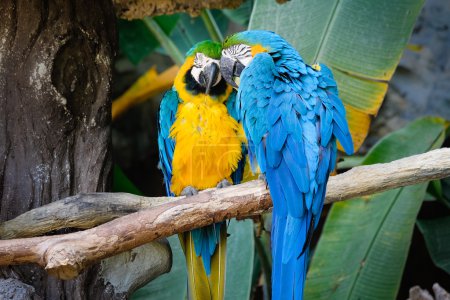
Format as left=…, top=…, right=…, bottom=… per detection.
left=186, top=40, right=222, bottom=59
left=223, top=35, right=243, bottom=48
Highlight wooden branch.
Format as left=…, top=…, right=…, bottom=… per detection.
left=0, top=148, right=449, bottom=279
left=113, top=0, right=244, bottom=20
left=2, top=148, right=449, bottom=240
left=0, top=193, right=172, bottom=239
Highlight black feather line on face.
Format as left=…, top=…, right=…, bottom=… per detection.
left=185, top=67, right=228, bottom=97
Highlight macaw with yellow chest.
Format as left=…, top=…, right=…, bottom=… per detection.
left=220, top=30, right=354, bottom=300
left=157, top=40, right=246, bottom=300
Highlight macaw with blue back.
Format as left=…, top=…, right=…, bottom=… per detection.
left=219, top=30, right=354, bottom=300
left=157, top=40, right=246, bottom=300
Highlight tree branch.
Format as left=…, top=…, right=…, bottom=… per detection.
left=0, top=148, right=449, bottom=279
left=113, top=0, right=244, bottom=20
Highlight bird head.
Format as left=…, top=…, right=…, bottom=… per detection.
left=220, top=30, right=285, bottom=88
left=175, top=41, right=223, bottom=96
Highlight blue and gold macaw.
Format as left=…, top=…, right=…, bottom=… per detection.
left=157, top=40, right=245, bottom=300
left=219, top=30, right=354, bottom=300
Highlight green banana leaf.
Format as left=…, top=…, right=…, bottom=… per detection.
left=417, top=216, right=450, bottom=275
left=113, top=165, right=142, bottom=195
left=169, top=11, right=229, bottom=55
left=225, top=219, right=255, bottom=300
left=305, top=117, right=448, bottom=300
left=119, top=11, right=229, bottom=65
left=223, top=0, right=254, bottom=26
left=132, top=219, right=254, bottom=299
left=131, top=235, right=188, bottom=300
left=249, top=0, right=424, bottom=150
left=118, top=15, right=179, bottom=64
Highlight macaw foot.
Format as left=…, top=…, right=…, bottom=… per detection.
left=181, top=186, right=198, bottom=197
left=216, top=179, right=232, bottom=189
left=258, top=173, right=268, bottom=188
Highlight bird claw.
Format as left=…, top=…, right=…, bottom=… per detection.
left=216, top=179, right=232, bottom=189
left=181, top=186, right=199, bottom=197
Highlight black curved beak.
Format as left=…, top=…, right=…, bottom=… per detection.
left=220, top=56, right=245, bottom=89
left=203, top=62, right=219, bottom=95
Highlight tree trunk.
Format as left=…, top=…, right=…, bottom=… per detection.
left=0, top=0, right=117, bottom=298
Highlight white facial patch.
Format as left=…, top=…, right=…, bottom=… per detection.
left=191, top=53, right=222, bottom=86
left=191, top=66, right=202, bottom=83
left=222, top=44, right=253, bottom=67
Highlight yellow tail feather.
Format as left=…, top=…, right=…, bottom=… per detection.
left=179, top=226, right=227, bottom=300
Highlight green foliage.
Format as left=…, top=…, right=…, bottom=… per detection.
left=254, top=230, right=272, bottom=298
left=169, top=11, right=229, bottom=55
left=441, top=178, right=450, bottom=208
left=225, top=219, right=255, bottom=300
left=222, top=0, right=254, bottom=26
left=131, top=219, right=255, bottom=299
left=201, top=10, right=224, bottom=42
left=113, top=165, right=142, bottom=195
left=305, top=117, right=448, bottom=300
left=142, top=17, right=185, bottom=65
left=118, top=11, right=229, bottom=65
left=249, top=0, right=424, bottom=150
left=417, top=216, right=450, bottom=275
left=336, top=155, right=364, bottom=170
left=131, top=236, right=187, bottom=300
left=118, top=15, right=179, bottom=64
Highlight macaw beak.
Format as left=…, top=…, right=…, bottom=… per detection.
left=220, top=56, right=245, bottom=89
left=200, top=62, right=219, bottom=95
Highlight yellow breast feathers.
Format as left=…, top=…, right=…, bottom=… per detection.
left=169, top=97, right=244, bottom=196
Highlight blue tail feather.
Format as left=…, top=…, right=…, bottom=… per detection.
left=267, top=162, right=312, bottom=300
left=192, top=222, right=225, bottom=275
left=281, top=215, right=309, bottom=264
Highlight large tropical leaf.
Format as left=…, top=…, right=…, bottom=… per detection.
left=305, top=117, right=448, bottom=300
left=131, top=235, right=187, bottom=300
left=169, top=11, right=229, bottom=55
left=223, top=0, right=254, bottom=26
left=132, top=219, right=254, bottom=299
left=249, top=0, right=424, bottom=150
left=118, top=15, right=179, bottom=65
left=225, top=219, right=255, bottom=300
left=417, top=216, right=450, bottom=275
left=119, top=11, right=228, bottom=65
left=112, top=165, right=142, bottom=195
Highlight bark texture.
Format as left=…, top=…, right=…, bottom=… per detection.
left=113, top=0, right=243, bottom=19
left=0, top=148, right=448, bottom=280
left=0, top=0, right=118, bottom=298
left=1, top=148, right=449, bottom=241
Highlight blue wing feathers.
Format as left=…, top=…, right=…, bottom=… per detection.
left=257, top=141, right=267, bottom=173
left=283, top=139, right=309, bottom=193
left=157, top=89, right=180, bottom=196
left=266, top=145, right=282, bottom=168
left=268, top=119, right=287, bottom=152
left=276, top=161, right=304, bottom=218
left=282, top=214, right=309, bottom=264
left=238, top=43, right=353, bottom=299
